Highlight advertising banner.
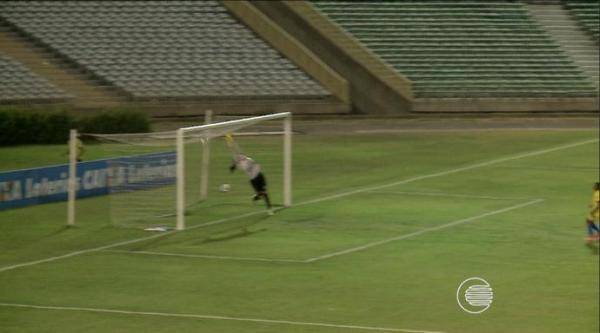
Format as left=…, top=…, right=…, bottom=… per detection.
left=0, top=151, right=176, bottom=210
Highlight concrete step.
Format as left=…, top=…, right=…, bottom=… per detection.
left=0, top=24, right=127, bottom=107
left=544, top=31, right=595, bottom=37
left=546, top=27, right=594, bottom=31
left=530, top=10, right=566, bottom=14
left=526, top=3, right=599, bottom=88
left=563, top=50, right=600, bottom=54
left=558, top=45, right=600, bottom=50
left=580, top=68, right=600, bottom=73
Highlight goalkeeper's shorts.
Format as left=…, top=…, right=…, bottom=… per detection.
left=250, top=173, right=267, bottom=193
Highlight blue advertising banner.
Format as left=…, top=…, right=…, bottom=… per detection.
left=0, top=151, right=176, bottom=210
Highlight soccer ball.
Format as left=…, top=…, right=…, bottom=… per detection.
left=219, top=184, right=231, bottom=192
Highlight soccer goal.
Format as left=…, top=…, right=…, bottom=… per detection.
left=67, top=112, right=292, bottom=230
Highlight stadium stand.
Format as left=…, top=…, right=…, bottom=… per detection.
left=0, top=54, right=71, bottom=103
left=312, top=0, right=598, bottom=99
left=0, top=1, right=331, bottom=101
left=562, top=0, right=600, bottom=42
left=528, top=1, right=599, bottom=90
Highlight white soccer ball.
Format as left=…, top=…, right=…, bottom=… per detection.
left=219, top=184, right=231, bottom=192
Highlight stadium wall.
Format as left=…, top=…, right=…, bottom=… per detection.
left=413, top=97, right=600, bottom=113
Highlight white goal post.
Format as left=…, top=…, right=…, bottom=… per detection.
left=67, top=112, right=292, bottom=230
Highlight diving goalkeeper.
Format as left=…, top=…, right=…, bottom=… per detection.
left=225, top=134, right=273, bottom=215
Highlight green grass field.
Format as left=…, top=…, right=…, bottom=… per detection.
left=0, top=128, right=598, bottom=333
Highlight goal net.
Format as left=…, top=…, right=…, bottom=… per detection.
left=67, top=112, right=292, bottom=230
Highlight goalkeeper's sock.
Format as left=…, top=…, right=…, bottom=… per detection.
left=263, top=193, right=272, bottom=210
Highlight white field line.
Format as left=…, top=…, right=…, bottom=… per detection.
left=355, top=127, right=599, bottom=134
left=0, top=231, right=178, bottom=274
left=0, top=303, right=446, bottom=333
left=366, top=190, right=534, bottom=201
left=111, top=198, right=543, bottom=264
left=0, top=211, right=263, bottom=273
left=304, top=199, right=544, bottom=263
left=295, top=138, right=597, bottom=207
left=104, top=250, right=304, bottom=263
left=0, top=138, right=595, bottom=273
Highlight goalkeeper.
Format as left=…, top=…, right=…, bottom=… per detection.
left=225, top=134, right=273, bottom=215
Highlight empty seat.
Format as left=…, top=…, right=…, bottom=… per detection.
left=0, top=54, right=71, bottom=103
left=0, top=0, right=330, bottom=100
left=313, top=0, right=596, bottom=98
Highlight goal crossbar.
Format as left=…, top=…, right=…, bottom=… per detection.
left=180, top=112, right=291, bottom=132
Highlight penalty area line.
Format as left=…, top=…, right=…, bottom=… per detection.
left=304, top=198, right=544, bottom=263
left=355, top=127, right=599, bottom=134
left=366, top=190, right=535, bottom=201
left=295, top=138, right=597, bottom=207
left=0, top=303, right=447, bottom=333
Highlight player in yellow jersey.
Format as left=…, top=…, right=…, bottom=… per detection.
left=75, top=136, right=85, bottom=162
left=65, top=135, right=85, bottom=162
left=585, top=182, right=599, bottom=241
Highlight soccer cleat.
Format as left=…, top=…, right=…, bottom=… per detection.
left=252, top=195, right=260, bottom=202
left=267, top=209, right=275, bottom=216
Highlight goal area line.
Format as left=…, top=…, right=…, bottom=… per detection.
left=0, top=137, right=596, bottom=273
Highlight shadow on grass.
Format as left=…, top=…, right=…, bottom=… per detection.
left=126, top=231, right=179, bottom=251
left=203, top=227, right=268, bottom=243
left=195, top=213, right=272, bottom=245
left=585, top=241, right=599, bottom=255
left=119, top=211, right=274, bottom=251
left=42, top=225, right=75, bottom=238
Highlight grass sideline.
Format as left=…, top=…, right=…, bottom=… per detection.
left=0, top=129, right=598, bottom=333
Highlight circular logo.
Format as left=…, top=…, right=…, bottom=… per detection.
left=456, top=277, right=493, bottom=314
